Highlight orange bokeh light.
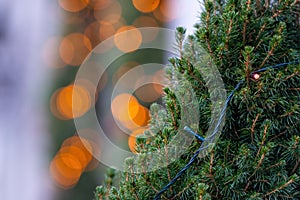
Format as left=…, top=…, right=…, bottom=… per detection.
left=128, top=128, right=147, bottom=153
left=85, top=19, right=120, bottom=54
left=133, top=16, right=159, bottom=43
left=135, top=75, right=163, bottom=103
left=89, top=0, right=111, bottom=10
left=111, top=93, right=150, bottom=131
left=112, top=17, right=126, bottom=30
left=132, top=0, right=160, bottom=13
left=75, top=78, right=98, bottom=105
left=131, top=105, right=150, bottom=127
left=56, top=84, right=91, bottom=119
left=77, top=129, right=101, bottom=171
left=94, top=1, right=122, bottom=24
left=114, top=26, right=142, bottom=53
left=153, top=0, right=178, bottom=22
left=50, top=89, right=64, bottom=120
left=135, top=83, right=162, bottom=103
left=59, top=146, right=90, bottom=170
left=122, top=104, right=150, bottom=130
left=111, top=93, right=140, bottom=122
left=59, top=0, right=90, bottom=12
left=84, top=21, right=103, bottom=48
left=59, top=33, right=92, bottom=66
left=152, top=68, right=166, bottom=94
left=50, top=153, right=82, bottom=189
left=61, top=136, right=93, bottom=164
left=99, top=20, right=116, bottom=41
left=84, top=20, right=116, bottom=49
left=49, top=135, right=97, bottom=189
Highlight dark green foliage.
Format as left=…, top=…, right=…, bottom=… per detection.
left=95, top=0, right=300, bottom=199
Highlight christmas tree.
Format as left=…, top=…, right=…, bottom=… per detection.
left=95, top=0, right=300, bottom=199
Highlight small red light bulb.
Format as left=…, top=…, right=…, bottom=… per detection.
left=252, top=73, right=260, bottom=80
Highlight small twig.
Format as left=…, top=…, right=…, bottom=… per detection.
left=225, top=144, right=230, bottom=162
left=285, top=72, right=299, bottom=80
left=258, top=45, right=276, bottom=69
left=245, top=124, right=268, bottom=192
left=263, top=178, right=295, bottom=197
left=269, top=130, right=287, bottom=141
left=142, top=163, right=159, bottom=194
left=279, top=111, right=294, bottom=117
left=290, top=159, right=300, bottom=175
left=251, top=114, right=261, bottom=143
left=164, top=146, right=173, bottom=194
left=288, top=87, right=300, bottom=90
left=225, top=19, right=233, bottom=51
left=205, top=9, right=213, bottom=56
left=257, top=152, right=266, bottom=169
left=209, top=150, right=214, bottom=175
left=242, top=0, right=252, bottom=45
left=255, top=9, right=283, bottom=42
left=256, top=124, right=269, bottom=158
left=170, top=182, right=193, bottom=200
left=265, top=161, right=283, bottom=171
left=129, top=164, right=140, bottom=200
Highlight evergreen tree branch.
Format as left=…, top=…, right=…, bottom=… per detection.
left=225, top=18, right=233, bottom=51
left=209, top=150, right=214, bottom=175
left=204, top=3, right=213, bottom=56
left=164, top=146, right=173, bottom=194
left=263, top=178, right=295, bottom=197
left=251, top=114, right=260, bottom=143
left=291, top=159, right=300, bottom=175
left=242, top=0, right=252, bottom=45
left=245, top=124, right=269, bottom=192
left=170, top=182, right=193, bottom=200
left=292, top=0, right=300, bottom=7
left=269, top=130, right=287, bottom=142
left=284, top=71, right=299, bottom=80
left=255, top=0, right=263, bottom=15
left=264, top=0, right=270, bottom=9
left=255, top=8, right=283, bottom=42
left=265, top=161, right=284, bottom=171
left=258, top=39, right=278, bottom=69
left=141, top=163, right=159, bottom=194
left=288, top=87, right=300, bottom=90
left=255, top=123, right=269, bottom=158
left=95, top=1, right=300, bottom=199
left=128, top=163, right=140, bottom=200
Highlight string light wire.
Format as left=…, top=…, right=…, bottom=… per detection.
left=154, top=61, right=299, bottom=200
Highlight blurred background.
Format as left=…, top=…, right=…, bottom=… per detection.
left=0, top=0, right=198, bottom=200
